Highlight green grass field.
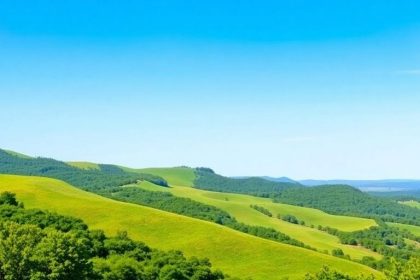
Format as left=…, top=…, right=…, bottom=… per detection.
left=67, top=161, right=100, bottom=170
left=0, top=174, right=381, bottom=280
left=387, top=222, right=420, bottom=237
left=400, top=200, right=420, bottom=209
left=137, top=167, right=196, bottom=186
left=133, top=168, right=380, bottom=260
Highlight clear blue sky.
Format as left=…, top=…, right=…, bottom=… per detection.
left=1, top=1, right=420, bottom=179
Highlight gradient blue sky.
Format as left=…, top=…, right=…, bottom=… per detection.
left=1, top=1, right=420, bottom=179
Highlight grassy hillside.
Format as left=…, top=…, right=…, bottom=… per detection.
left=400, top=200, right=420, bottom=209
left=0, top=174, right=382, bottom=279
left=137, top=167, right=195, bottom=187
left=0, top=149, right=168, bottom=190
left=132, top=168, right=375, bottom=228
left=136, top=181, right=380, bottom=260
left=131, top=168, right=379, bottom=260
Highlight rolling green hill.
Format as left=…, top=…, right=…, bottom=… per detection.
left=0, top=174, right=381, bottom=279
left=0, top=149, right=168, bottom=190
left=131, top=168, right=380, bottom=260
left=135, top=182, right=380, bottom=260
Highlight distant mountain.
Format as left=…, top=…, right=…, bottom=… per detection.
left=260, top=176, right=299, bottom=184
left=232, top=176, right=299, bottom=184
left=300, top=179, right=420, bottom=192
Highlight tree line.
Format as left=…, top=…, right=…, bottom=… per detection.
left=316, top=222, right=420, bottom=271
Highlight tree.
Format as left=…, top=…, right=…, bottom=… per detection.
left=385, top=257, right=420, bottom=280
left=0, top=222, right=42, bottom=280
left=31, top=229, right=93, bottom=280
left=0, top=191, right=18, bottom=206
left=332, top=248, right=344, bottom=257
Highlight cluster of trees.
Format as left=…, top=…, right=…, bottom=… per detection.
left=316, top=223, right=419, bottom=270
left=273, top=185, right=420, bottom=226
left=331, top=248, right=346, bottom=258
left=250, top=205, right=272, bottom=217
left=0, top=149, right=168, bottom=191
left=0, top=192, right=235, bottom=280
left=278, top=214, right=300, bottom=225
left=306, top=257, right=420, bottom=280
left=305, top=266, right=371, bottom=280
left=193, top=168, right=298, bottom=197
left=103, top=186, right=312, bottom=250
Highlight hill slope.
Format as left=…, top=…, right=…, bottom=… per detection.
left=130, top=168, right=379, bottom=260
left=136, top=181, right=380, bottom=260
left=0, top=174, right=381, bottom=280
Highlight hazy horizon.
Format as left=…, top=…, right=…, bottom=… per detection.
left=1, top=1, right=420, bottom=179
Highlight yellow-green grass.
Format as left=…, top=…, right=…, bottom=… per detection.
left=400, top=200, right=420, bottom=209
left=136, top=181, right=380, bottom=260
left=136, top=167, right=196, bottom=187
left=404, top=238, right=420, bottom=249
left=67, top=161, right=100, bottom=170
left=0, top=174, right=381, bottom=280
left=387, top=222, right=420, bottom=237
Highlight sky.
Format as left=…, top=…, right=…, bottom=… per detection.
left=1, top=1, right=420, bottom=179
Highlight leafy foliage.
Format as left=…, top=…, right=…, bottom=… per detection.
left=0, top=205, right=88, bottom=232
left=250, top=205, right=273, bottom=217
left=317, top=223, right=420, bottom=270
left=306, top=257, right=420, bottom=280
left=305, top=265, right=373, bottom=280
left=279, top=214, right=299, bottom=224
left=0, top=191, right=18, bottom=206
